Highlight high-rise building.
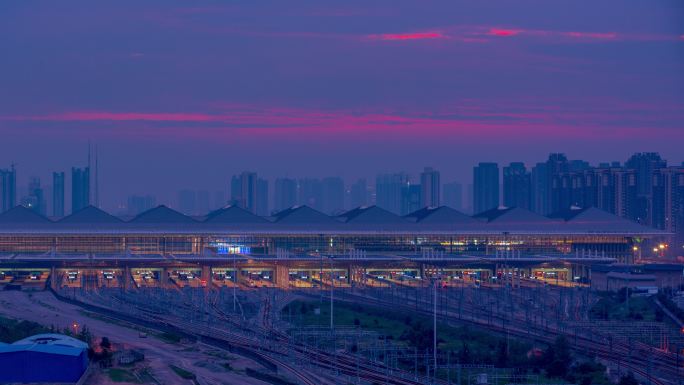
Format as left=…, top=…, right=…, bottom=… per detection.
left=321, top=177, right=344, bottom=214
left=257, top=178, right=269, bottom=216
left=71, top=167, right=90, bottom=213
left=626, top=152, right=667, bottom=225
left=442, top=182, right=463, bottom=211
left=473, top=163, right=499, bottom=214
left=213, top=190, right=226, bottom=210
left=178, top=190, right=196, bottom=214
left=21, top=177, right=46, bottom=215
left=127, top=195, right=156, bottom=215
left=401, top=183, right=422, bottom=215
left=651, top=167, right=684, bottom=241
left=531, top=163, right=549, bottom=214
left=420, top=167, right=440, bottom=208
left=196, top=190, right=210, bottom=214
left=52, top=172, right=65, bottom=217
left=376, top=173, right=409, bottom=215
left=297, top=178, right=324, bottom=211
left=275, top=178, right=297, bottom=212
left=231, top=171, right=258, bottom=214
left=503, top=162, right=531, bottom=209
left=349, top=178, right=368, bottom=208
left=0, top=165, right=16, bottom=213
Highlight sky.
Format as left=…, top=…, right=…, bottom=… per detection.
left=0, top=1, right=683, bottom=209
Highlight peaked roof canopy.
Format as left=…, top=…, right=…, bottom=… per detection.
left=205, top=205, right=268, bottom=224
left=59, top=206, right=122, bottom=224
left=130, top=205, right=196, bottom=224
left=404, top=206, right=478, bottom=224
left=272, top=205, right=340, bottom=225
left=337, top=206, right=406, bottom=224
left=0, top=206, right=51, bottom=224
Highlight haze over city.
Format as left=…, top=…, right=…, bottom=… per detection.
left=1, top=1, right=683, bottom=209
left=0, top=2, right=683, bottom=385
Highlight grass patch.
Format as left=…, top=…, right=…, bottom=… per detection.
left=107, top=368, right=140, bottom=383
left=170, top=364, right=196, bottom=380
left=0, top=316, right=51, bottom=343
left=283, top=300, right=532, bottom=366
left=157, top=331, right=182, bottom=344
left=590, top=292, right=658, bottom=321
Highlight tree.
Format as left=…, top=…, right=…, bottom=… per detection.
left=100, top=336, right=111, bottom=351
left=459, top=341, right=471, bottom=364
left=496, top=340, right=508, bottom=367
left=544, top=336, right=571, bottom=378
left=618, top=373, right=639, bottom=385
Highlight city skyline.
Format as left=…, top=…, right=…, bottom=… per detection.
left=0, top=0, right=683, bottom=211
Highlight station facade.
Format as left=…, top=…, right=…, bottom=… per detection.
left=0, top=204, right=672, bottom=290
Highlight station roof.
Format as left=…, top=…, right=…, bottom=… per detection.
left=404, top=206, right=482, bottom=228
left=0, top=334, right=88, bottom=357
left=271, top=205, right=340, bottom=226
left=0, top=204, right=665, bottom=235
left=204, top=205, right=269, bottom=224
left=59, top=206, right=123, bottom=224
left=553, top=207, right=653, bottom=233
left=473, top=207, right=562, bottom=232
left=335, top=206, right=414, bottom=232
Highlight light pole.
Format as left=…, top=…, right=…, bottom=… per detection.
left=330, top=256, right=334, bottom=331
left=233, top=252, right=237, bottom=312
left=433, top=275, right=439, bottom=379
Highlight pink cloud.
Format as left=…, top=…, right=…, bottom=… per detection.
left=3, top=100, right=683, bottom=143
left=488, top=28, right=522, bottom=37
left=368, top=32, right=446, bottom=41
left=562, top=31, right=617, bottom=40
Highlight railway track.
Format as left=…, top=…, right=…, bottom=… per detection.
left=329, top=289, right=680, bottom=385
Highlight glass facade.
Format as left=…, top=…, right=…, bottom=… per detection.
left=0, top=232, right=637, bottom=259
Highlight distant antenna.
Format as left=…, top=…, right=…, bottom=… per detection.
left=87, top=140, right=92, bottom=206
left=95, top=144, right=100, bottom=208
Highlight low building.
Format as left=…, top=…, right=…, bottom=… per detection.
left=591, top=264, right=684, bottom=291
left=0, top=333, right=89, bottom=383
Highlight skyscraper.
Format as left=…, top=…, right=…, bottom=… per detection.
left=376, top=173, right=408, bottom=215
left=71, top=167, right=90, bottom=213
left=0, top=165, right=16, bottom=213
left=401, top=183, right=422, bottom=215
left=127, top=195, right=156, bottom=215
left=257, top=178, right=269, bottom=216
left=21, top=177, right=45, bottom=215
left=196, top=190, right=210, bottom=214
left=420, top=167, right=440, bottom=208
left=52, top=172, right=65, bottom=217
left=503, top=162, right=531, bottom=209
left=531, top=163, right=549, bottom=214
left=626, top=152, right=666, bottom=225
left=349, top=178, right=368, bottom=208
left=321, top=177, right=344, bottom=214
left=178, top=190, right=196, bottom=214
left=275, top=178, right=297, bottom=212
left=231, top=171, right=258, bottom=214
left=473, top=162, right=499, bottom=214
left=442, top=182, right=463, bottom=211
left=298, top=178, right=323, bottom=211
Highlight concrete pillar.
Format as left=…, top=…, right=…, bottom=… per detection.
left=275, top=264, right=290, bottom=289
left=160, top=268, right=170, bottom=288
left=50, top=266, right=57, bottom=290
left=124, top=266, right=132, bottom=291
left=201, top=265, right=211, bottom=289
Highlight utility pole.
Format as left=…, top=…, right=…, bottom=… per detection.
left=433, top=276, right=438, bottom=380
left=330, top=256, right=334, bottom=331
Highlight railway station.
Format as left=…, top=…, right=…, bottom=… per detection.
left=0, top=204, right=674, bottom=291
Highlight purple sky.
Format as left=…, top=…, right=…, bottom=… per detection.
left=0, top=1, right=683, bottom=209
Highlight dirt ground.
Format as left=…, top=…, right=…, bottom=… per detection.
left=0, top=291, right=274, bottom=385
